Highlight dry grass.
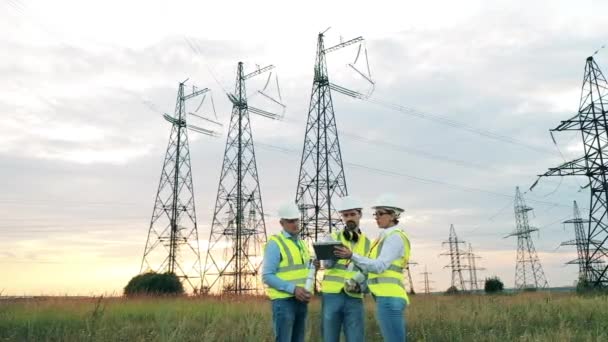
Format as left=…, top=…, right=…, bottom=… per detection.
left=0, top=292, right=607, bottom=341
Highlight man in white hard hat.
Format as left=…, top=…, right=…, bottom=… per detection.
left=262, top=202, right=314, bottom=342
left=334, top=193, right=411, bottom=342
left=320, top=195, right=371, bottom=342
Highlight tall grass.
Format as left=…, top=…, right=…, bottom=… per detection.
left=0, top=292, right=606, bottom=341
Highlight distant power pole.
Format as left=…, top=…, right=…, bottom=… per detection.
left=405, top=261, right=417, bottom=295
left=441, top=224, right=467, bottom=291
left=561, top=200, right=602, bottom=285
left=419, top=265, right=434, bottom=294
left=465, top=243, right=484, bottom=291
left=505, top=187, right=548, bottom=290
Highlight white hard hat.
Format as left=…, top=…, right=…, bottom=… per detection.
left=371, top=193, right=404, bottom=213
left=335, top=195, right=364, bottom=212
left=278, top=202, right=301, bottom=220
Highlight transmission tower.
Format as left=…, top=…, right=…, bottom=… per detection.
left=203, top=62, right=283, bottom=295
left=505, top=187, right=548, bottom=290
left=561, top=200, right=604, bottom=285
left=405, top=261, right=417, bottom=295
left=141, top=80, right=217, bottom=293
left=419, top=265, right=434, bottom=294
left=531, top=56, right=608, bottom=287
left=465, top=243, right=484, bottom=291
left=441, top=224, right=467, bottom=291
left=295, top=29, right=373, bottom=242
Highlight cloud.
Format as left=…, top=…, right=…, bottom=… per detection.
left=1, top=0, right=606, bottom=294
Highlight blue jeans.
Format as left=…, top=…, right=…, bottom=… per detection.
left=322, top=292, right=365, bottom=342
left=271, top=298, right=308, bottom=342
left=375, top=296, right=407, bottom=342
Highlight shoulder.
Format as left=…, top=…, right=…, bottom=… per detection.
left=386, top=230, right=406, bottom=245
left=393, top=229, right=411, bottom=249
left=265, top=237, right=280, bottom=250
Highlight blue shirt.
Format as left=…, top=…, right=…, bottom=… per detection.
left=351, top=225, right=406, bottom=273
left=262, top=230, right=304, bottom=295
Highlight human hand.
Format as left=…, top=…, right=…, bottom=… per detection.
left=334, top=246, right=353, bottom=259
left=294, top=286, right=312, bottom=302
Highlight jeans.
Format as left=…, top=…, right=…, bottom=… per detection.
left=321, top=292, right=365, bottom=342
left=271, top=297, right=308, bottom=342
left=375, top=296, right=407, bottom=342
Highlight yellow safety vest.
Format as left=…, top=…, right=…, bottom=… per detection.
left=321, top=231, right=371, bottom=298
left=367, top=228, right=411, bottom=304
left=265, top=233, right=311, bottom=300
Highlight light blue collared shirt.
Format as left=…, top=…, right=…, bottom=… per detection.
left=351, top=224, right=407, bottom=274
left=262, top=230, right=305, bottom=296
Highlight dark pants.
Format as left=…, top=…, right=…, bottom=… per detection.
left=271, top=297, right=308, bottom=342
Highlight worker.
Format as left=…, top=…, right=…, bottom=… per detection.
left=262, top=202, right=315, bottom=342
left=334, top=193, right=411, bottom=342
left=321, top=195, right=371, bottom=342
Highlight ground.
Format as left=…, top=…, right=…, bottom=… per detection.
left=0, top=292, right=607, bottom=341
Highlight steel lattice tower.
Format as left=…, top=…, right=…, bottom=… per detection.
left=441, top=224, right=467, bottom=291
left=505, top=187, right=548, bottom=290
left=141, top=81, right=210, bottom=293
left=203, top=62, right=280, bottom=294
left=532, top=56, right=608, bottom=287
left=561, top=200, right=603, bottom=285
left=419, top=266, right=434, bottom=294
left=405, top=261, right=417, bottom=295
left=295, top=32, right=366, bottom=242
left=465, top=243, right=484, bottom=291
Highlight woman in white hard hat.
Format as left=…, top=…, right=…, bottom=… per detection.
left=334, top=194, right=411, bottom=342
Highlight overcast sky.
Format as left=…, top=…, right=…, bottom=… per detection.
left=1, top=0, right=607, bottom=295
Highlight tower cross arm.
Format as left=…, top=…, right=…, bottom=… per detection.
left=323, top=37, right=363, bottom=54
left=530, top=156, right=587, bottom=190
left=244, top=65, right=275, bottom=80
left=183, top=87, right=210, bottom=101
left=552, top=113, right=583, bottom=131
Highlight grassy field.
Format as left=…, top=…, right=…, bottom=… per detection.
left=1, top=292, right=607, bottom=341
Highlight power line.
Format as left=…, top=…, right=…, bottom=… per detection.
left=328, top=85, right=558, bottom=155
left=255, top=142, right=577, bottom=210
left=341, top=131, right=494, bottom=172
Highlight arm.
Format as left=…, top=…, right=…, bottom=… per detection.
left=262, top=240, right=296, bottom=295
left=351, top=234, right=405, bottom=274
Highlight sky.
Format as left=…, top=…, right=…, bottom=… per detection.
left=1, top=0, right=608, bottom=295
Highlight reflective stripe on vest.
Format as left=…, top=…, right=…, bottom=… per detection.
left=367, top=228, right=411, bottom=304
left=321, top=231, right=371, bottom=298
left=265, top=233, right=310, bottom=300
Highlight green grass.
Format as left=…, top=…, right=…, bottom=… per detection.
left=1, top=292, right=607, bottom=341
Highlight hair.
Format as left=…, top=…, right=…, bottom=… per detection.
left=385, top=209, right=400, bottom=225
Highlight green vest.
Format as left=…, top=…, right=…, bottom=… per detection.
left=321, top=231, right=371, bottom=298
left=265, top=233, right=310, bottom=300
left=367, top=228, right=411, bottom=304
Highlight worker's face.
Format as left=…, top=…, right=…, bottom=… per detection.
left=280, top=218, right=300, bottom=234
left=374, top=209, right=396, bottom=229
left=340, top=209, right=361, bottom=230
